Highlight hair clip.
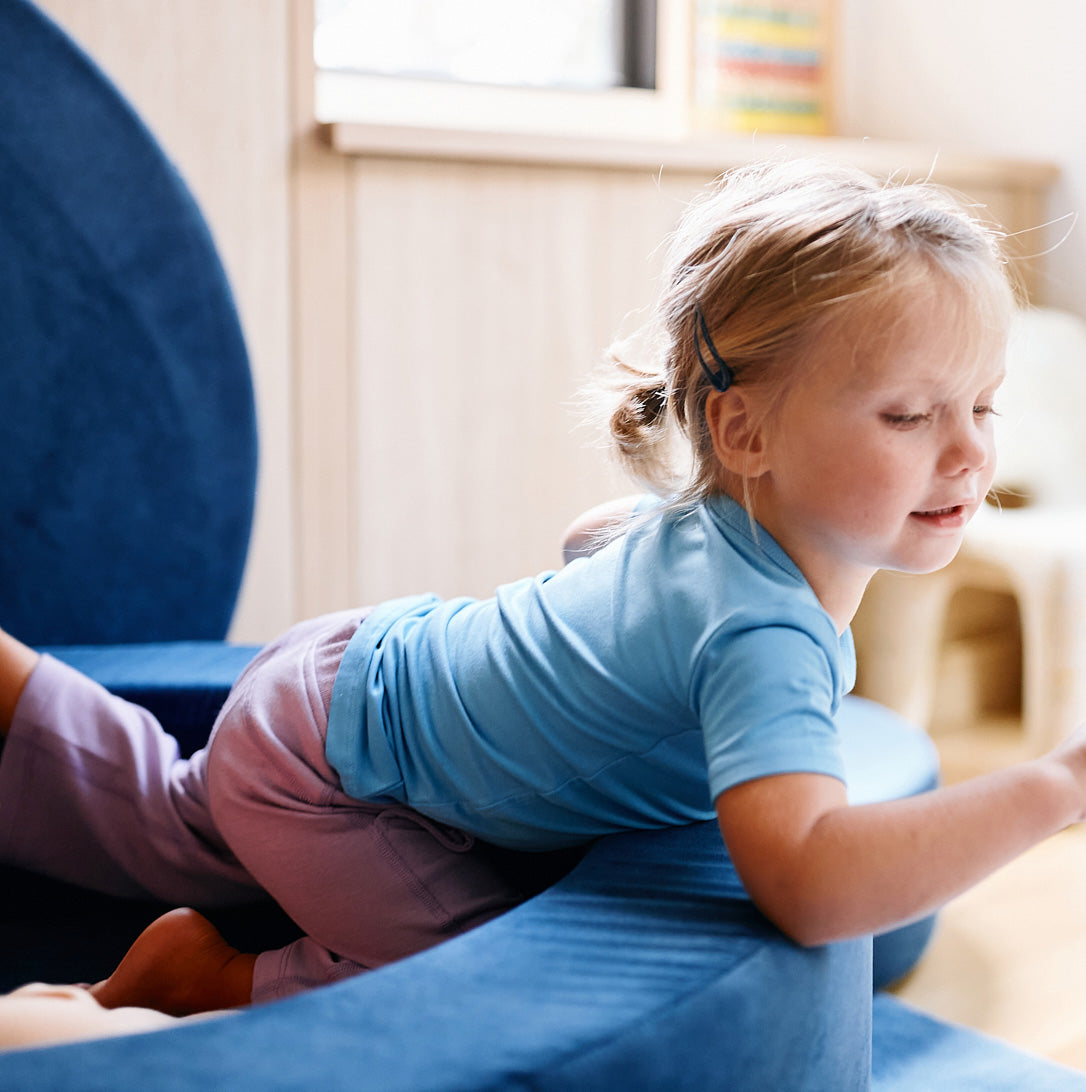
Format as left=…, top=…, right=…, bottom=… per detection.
left=693, top=304, right=733, bottom=393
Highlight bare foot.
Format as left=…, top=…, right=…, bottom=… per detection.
left=0, top=629, right=39, bottom=734
left=89, top=908, right=256, bottom=1016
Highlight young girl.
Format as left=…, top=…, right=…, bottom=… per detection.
left=3, top=157, right=1086, bottom=1029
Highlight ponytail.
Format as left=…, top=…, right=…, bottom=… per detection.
left=603, top=347, right=679, bottom=496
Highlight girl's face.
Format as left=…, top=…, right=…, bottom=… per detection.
left=747, top=290, right=1005, bottom=626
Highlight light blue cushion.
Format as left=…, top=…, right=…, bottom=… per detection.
left=837, top=696, right=941, bottom=987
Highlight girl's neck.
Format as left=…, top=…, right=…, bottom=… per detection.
left=719, top=486, right=873, bottom=634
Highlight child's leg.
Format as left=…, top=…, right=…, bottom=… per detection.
left=204, top=612, right=524, bottom=1003
left=244, top=810, right=521, bottom=1003
left=2, top=612, right=520, bottom=1009
left=0, top=650, right=263, bottom=905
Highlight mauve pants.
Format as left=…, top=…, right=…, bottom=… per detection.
left=0, top=611, right=521, bottom=1002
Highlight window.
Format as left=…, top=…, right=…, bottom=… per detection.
left=314, top=0, right=656, bottom=92
left=313, top=0, right=684, bottom=141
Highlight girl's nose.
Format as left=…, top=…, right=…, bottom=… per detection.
left=940, top=418, right=990, bottom=477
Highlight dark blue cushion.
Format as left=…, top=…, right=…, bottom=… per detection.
left=0, top=0, right=257, bottom=644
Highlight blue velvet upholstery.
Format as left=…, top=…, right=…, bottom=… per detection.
left=2, top=819, right=1083, bottom=1090
left=0, top=823, right=874, bottom=1092
left=872, top=996, right=1086, bottom=1092
left=0, top=0, right=257, bottom=645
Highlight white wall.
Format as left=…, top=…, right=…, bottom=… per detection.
left=839, top=0, right=1086, bottom=314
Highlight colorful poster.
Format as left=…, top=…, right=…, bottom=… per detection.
left=693, top=1, right=833, bottom=135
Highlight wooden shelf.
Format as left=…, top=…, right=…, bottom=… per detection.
left=322, top=120, right=1059, bottom=190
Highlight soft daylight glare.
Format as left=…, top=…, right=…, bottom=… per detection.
left=313, top=0, right=624, bottom=89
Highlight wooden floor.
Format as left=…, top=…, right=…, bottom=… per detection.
left=892, top=719, right=1086, bottom=1072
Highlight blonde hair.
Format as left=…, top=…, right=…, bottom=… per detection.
left=605, top=157, right=1020, bottom=509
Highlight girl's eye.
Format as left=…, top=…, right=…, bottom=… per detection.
left=973, top=404, right=999, bottom=419
left=881, top=411, right=931, bottom=428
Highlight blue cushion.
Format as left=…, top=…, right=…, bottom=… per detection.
left=872, top=995, right=1086, bottom=1092
left=2, top=823, right=1083, bottom=1091
left=836, top=696, right=941, bottom=988
left=0, top=0, right=257, bottom=644
left=0, top=823, right=875, bottom=1092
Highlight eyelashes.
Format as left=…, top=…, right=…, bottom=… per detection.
left=881, top=412, right=931, bottom=427
left=880, top=405, right=999, bottom=429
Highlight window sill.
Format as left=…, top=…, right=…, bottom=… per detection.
left=320, top=117, right=1059, bottom=190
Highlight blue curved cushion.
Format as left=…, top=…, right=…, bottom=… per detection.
left=0, top=823, right=876, bottom=1092
left=837, top=696, right=941, bottom=987
left=2, top=824, right=1083, bottom=1091
left=0, top=0, right=256, bottom=644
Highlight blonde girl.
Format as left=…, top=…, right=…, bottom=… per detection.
left=1, top=158, right=1085, bottom=1029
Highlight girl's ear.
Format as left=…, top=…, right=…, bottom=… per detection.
left=705, top=389, right=772, bottom=479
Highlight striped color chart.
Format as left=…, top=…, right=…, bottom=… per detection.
left=693, top=1, right=833, bottom=135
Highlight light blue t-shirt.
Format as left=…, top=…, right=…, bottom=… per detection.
left=326, top=495, right=854, bottom=850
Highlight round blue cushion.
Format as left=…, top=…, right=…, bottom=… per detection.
left=837, top=695, right=941, bottom=986
left=0, top=0, right=256, bottom=644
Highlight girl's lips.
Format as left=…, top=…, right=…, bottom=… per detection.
left=910, top=504, right=969, bottom=527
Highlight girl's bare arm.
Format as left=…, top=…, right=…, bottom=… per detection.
left=715, top=726, right=1086, bottom=947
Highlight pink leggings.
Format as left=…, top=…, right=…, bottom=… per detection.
left=0, top=612, right=522, bottom=1002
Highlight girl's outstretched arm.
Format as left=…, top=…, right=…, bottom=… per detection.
left=715, top=724, right=1086, bottom=947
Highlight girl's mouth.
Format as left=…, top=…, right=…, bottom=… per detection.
left=911, top=504, right=967, bottom=526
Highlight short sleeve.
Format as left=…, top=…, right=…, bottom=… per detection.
left=693, top=622, right=847, bottom=802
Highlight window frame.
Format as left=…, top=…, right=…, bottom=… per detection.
left=314, top=0, right=689, bottom=142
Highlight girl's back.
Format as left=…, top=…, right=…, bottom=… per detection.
left=325, top=495, right=852, bottom=850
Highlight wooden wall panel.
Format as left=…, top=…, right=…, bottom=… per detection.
left=347, top=160, right=710, bottom=602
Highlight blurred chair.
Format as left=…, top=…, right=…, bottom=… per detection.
left=855, top=307, right=1086, bottom=753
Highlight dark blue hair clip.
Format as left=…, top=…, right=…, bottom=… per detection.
left=693, top=304, right=733, bottom=393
